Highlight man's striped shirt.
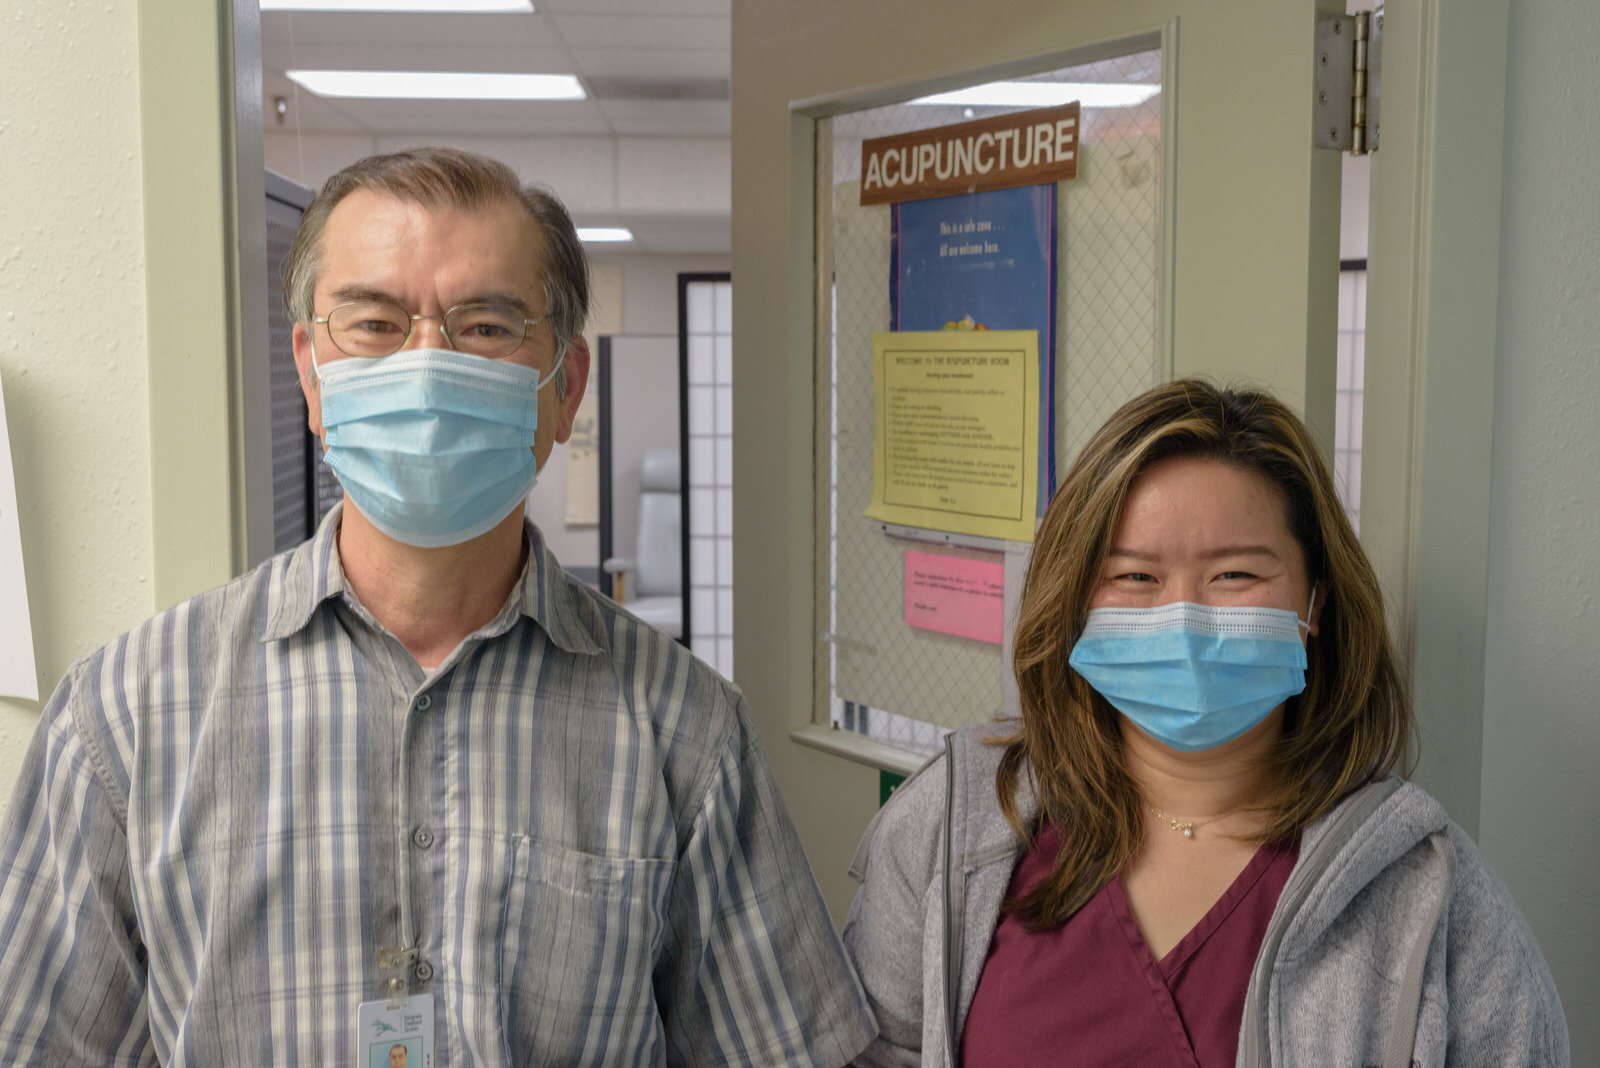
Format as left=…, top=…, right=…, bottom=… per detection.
left=0, top=508, right=875, bottom=1065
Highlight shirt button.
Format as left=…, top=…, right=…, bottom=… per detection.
left=414, top=959, right=435, bottom=983
left=415, top=693, right=433, bottom=711
left=412, top=827, right=434, bottom=849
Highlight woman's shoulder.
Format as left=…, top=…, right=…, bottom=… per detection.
left=1302, top=779, right=1535, bottom=921
left=1302, top=779, right=1568, bottom=1059
left=848, top=722, right=1024, bottom=885
left=1424, top=794, right=1570, bottom=1059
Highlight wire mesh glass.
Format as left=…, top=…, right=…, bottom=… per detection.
left=819, top=46, right=1165, bottom=760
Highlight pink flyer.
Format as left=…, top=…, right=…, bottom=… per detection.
left=904, top=551, right=1005, bottom=644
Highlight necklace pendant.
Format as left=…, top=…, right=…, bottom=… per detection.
left=1182, top=826, right=1194, bottom=838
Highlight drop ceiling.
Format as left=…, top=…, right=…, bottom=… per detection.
left=261, top=0, right=732, bottom=252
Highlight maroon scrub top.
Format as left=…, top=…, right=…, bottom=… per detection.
left=961, top=824, right=1298, bottom=1068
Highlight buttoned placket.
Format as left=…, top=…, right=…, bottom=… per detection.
left=373, top=686, right=426, bottom=1004
left=343, top=595, right=445, bottom=1008
left=398, top=678, right=440, bottom=993
left=340, top=549, right=534, bottom=1027
left=391, top=637, right=487, bottom=1010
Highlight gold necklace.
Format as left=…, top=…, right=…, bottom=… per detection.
left=1149, top=806, right=1231, bottom=840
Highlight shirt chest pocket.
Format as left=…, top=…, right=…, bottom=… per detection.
left=498, top=837, right=672, bottom=1065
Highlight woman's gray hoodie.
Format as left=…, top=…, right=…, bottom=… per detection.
left=842, top=725, right=1568, bottom=1067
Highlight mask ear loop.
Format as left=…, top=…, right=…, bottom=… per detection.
left=535, top=341, right=567, bottom=393
left=1297, top=587, right=1318, bottom=632
left=308, top=331, right=324, bottom=388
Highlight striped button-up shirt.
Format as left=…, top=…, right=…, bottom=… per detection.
left=0, top=508, right=875, bottom=1066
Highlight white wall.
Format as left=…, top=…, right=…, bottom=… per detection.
left=1479, top=0, right=1600, bottom=1050
left=597, top=251, right=732, bottom=336
left=0, top=0, right=152, bottom=810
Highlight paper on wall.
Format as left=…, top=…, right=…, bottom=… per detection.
left=0, top=372, right=38, bottom=701
left=864, top=330, right=1040, bottom=542
left=904, top=551, right=1005, bottom=644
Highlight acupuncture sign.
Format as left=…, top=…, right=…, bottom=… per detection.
left=859, top=102, right=1080, bottom=206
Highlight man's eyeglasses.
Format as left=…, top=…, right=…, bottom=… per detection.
left=313, top=300, right=548, bottom=360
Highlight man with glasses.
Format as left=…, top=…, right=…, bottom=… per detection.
left=0, top=148, right=875, bottom=1066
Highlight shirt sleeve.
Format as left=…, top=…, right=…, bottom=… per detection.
left=653, top=690, right=877, bottom=1067
left=0, top=665, right=153, bottom=1066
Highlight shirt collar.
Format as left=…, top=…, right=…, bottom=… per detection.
left=262, top=502, right=603, bottom=657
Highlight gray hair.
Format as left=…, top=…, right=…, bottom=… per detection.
left=284, top=146, right=588, bottom=395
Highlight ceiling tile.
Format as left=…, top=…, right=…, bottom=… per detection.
left=369, top=134, right=620, bottom=212
left=265, top=77, right=376, bottom=134
left=618, top=215, right=732, bottom=255
left=571, top=48, right=730, bottom=80
left=264, top=43, right=576, bottom=75
left=603, top=116, right=731, bottom=137
left=539, top=0, right=727, bottom=15
left=265, top=133, right=381, bottom=192
left=317, top=97, right=612, bottom=138
left=596, top=99, right=728, bottom=122
left=615, top=138, right=728, bottom=213
left=262, top=11, right=561, bottom=48
left=547, top=13, right=728, bottom=50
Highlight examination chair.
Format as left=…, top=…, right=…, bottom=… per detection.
left=602, top=448, right=684, bottom=639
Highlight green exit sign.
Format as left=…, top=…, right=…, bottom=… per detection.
left=879, top=769, right=907, bottom=807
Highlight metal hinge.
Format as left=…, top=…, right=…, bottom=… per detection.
left=1314, top=5, right=1383, bottom=154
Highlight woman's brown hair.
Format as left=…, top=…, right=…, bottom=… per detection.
left=998, top=378, right=1412, bottom=929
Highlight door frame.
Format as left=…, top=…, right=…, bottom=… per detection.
left=677, top=271, right=735, bottom=652
left=1361, top=0, right=1511, bottom=834
left=139, top=0, right=272, bottom=606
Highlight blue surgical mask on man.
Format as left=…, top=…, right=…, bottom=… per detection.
left=311, top=344, right=565, bottom=548
left=1067, top=595, right=1315, bottom=752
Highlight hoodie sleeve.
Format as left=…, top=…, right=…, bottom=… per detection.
left=1440, top=824, right=1570, bottom=1066
left=841, top=755, right=950, bottom=1068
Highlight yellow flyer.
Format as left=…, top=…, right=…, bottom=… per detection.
left=865, top=330, right=1039, bottom=542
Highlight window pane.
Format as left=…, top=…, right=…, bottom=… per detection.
left=689, top=335, right=714, bottom=386
left=689, top=385, right=714, bottom=435
left=690, top=488, right=715, bottom=537
left=690, top=437, right=714, bottom=487
left=691, top=536, right=715, bottom=586
left=688, top=283, right=714, bottom=334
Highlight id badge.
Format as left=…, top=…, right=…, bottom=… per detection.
left=357, top=993, right=434, bottom=1068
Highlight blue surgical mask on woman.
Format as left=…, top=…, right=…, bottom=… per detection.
left=1067, top=595, right=1315, bottom=752
left=312, top=344, right=565, bottom=548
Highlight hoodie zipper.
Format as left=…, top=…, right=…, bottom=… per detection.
left=938, top=734, right=1032, bottom=1067
left=942, top=734, right=960, bottom=1066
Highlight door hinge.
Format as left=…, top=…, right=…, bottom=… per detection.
left=1314, top=5, right=1383, bottom=154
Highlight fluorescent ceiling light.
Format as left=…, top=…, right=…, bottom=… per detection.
left=577, top=227, right=634, bottom=243
left=911, top=81, right=1160, bottom=109
left=261, top=1, right=533, bottom=11
left=286, top=70, right=583, bottom=100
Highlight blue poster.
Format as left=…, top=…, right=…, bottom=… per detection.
left=891, top=185, right=1057, bottom=513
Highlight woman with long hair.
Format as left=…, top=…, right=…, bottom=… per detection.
left=843, top=379, right=1566, bottom=1067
